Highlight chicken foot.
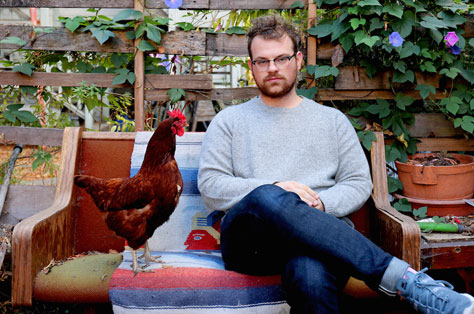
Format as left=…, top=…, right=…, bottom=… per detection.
left=138, top=241, right=163, bottom=266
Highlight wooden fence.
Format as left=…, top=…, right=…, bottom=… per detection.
left=0, top=0, right=473, bottom=131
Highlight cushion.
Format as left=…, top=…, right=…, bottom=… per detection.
left=109, top=132, right=290, bottom=313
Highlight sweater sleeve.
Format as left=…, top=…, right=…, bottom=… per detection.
left=197, top=112, right=273, bottom=212
left=317, top=113, right=373, bottom=217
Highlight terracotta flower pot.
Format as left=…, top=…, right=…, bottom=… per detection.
left=395, top=153, right=474, bottom=200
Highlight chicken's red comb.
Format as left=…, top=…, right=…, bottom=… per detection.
left=168, top=108, right=186, bottom=121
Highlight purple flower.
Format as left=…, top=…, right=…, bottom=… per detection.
left=389, top=32, right=404, bottom=47
left=164, top=0, right=182, bottom=9
left=444, top=32, right=459, bottom=47
left=449, top=45, right=461, bottom=55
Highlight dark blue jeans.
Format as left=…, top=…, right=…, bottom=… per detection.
left=220, top=184, right=394, bottom=314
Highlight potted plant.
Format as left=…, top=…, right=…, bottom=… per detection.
left=394, top=152, right=474, bottom=216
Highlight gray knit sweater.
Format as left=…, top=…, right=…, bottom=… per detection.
left=197, top=96, right=373, bottom=217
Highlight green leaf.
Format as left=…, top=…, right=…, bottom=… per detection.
left=383, top=4, right=404, bottom=19
left=111, top=53, right=128, bottom=68
left=401, top=0, right=427, bottom=12
left=290, top=0, right=305, bottom=8
left=3, top=110, right=16, bottom=123
left=358, top=0, right=381, bottom=6
left=340, top=34, right=354, bottom=53
left=112, top=69, right=129, bottom=85
left=361, top=35, right=380, bottom=48
left=146, top=25, right=162, bottom=44
left=369, top=18, right=385, bottom=32
left=350, top=18, right=366, bottom=30
left=167, top=88, right=186, bottom=103
left=127, top=72, right=136, bottom=85
left=440, top=96, right=462, bottom=115
left=113, top=9, right=142, bottom=22
left=393, top=60, right=407, bottom=73
left=296, top=87, right=318, bottom=99
left=393, top=70, right=414, bottom=83
left=307, top=21, right=333, bottom=38
left=440, top=67, right=460, bottom=79
left=385, top=144, right=401, bottom=163
left=429, top=28, right=443, bottom=44
left=135, top=22, right=147, bottom=38
left=32, top=157, right=44, bottom=171
left=415, top=84, right=436, bottom=99
left=367, top=99, right=391, bottom=118
left=413, top=206, right=428, bottom=219
left=395, top=93, right=415, bottom=110
left=225, top=26, right=246, bottom=35
left=330, top=19, right=351, bottom=42
left=90, top=28, right=115, bottom=45
left=357, top=130, right=377, bottom=151
left=420, top=16, right=448, bottom=29
left=176, top=22, right=196, bottom=31
left=64, top=17, right=82, bottom=32
left=137, top=39, right=156, bottom=51
left=393, top=198, right=412, bottom=213
left=15, top=110, right=38, bottom=123
left=460, top=116, right=474, bottom=133
left=0, top=36, right=26, bottom=46
left=309, top=65, right=339, bottom=79
left=353, top=30, right=367, bottom=46
left=13, top=63, right=35, bottom=77
left=420, top=61, right=436, bottom=73
left=470, top=38, right=474, bottom=47
left=388, top=177, right=403, bottom=193
left=399, top=42, right=420, bottom=59
left=391, top=10, right=415, bottom=38
left=471, top=99, right=474, bottom=110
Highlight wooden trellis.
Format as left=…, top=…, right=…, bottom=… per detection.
left=0, top=0, right=473, bottom=130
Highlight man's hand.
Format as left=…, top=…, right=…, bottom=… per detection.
left=274, top=181, right=325, bottom=211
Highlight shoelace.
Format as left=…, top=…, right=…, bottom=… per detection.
left=410, top=269, right=454, bottom=313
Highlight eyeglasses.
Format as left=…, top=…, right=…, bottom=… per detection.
left=251, top=54, right=296, bottom=71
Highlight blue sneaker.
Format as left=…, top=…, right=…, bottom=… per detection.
left=396, top=268, right=474, bottom=314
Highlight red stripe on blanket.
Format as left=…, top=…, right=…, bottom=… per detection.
left=110, top=268, right=282, bottom=290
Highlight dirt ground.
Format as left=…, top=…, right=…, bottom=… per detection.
left=0, top=144, right=61, bottom=186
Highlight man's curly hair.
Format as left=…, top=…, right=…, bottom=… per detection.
left=247, top=15, right=302, bottom=60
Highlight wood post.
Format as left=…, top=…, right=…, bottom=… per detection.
left=134, top=0, right=145, bottom=131
left=306, top=0, right=317, bottom=88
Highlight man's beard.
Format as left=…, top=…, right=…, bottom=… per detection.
left=254, top=72, right=297, bottom=99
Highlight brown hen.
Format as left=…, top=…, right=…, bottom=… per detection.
left=74, top=109, right=187, bottom=275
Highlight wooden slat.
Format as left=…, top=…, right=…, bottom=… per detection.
left=415, top=138, right=474, bottom=152
left=0, top=72, right=212, bottom=90
left=335, top=66, right=439, bottom=90
left=0, top=26, right=207, bottom=55
left=146, top=86, right=450, bottom=102
left=11, top=127, right=81, bottom=306
left=421, top=240, right=474, bottom=269
left=0, top=126, right=63, bottom=146
left=134, top=0, right=145, bottom=131
left=316, top=88, right=448, bottom=101
left=145, top=74, right=212, bottom=89
left=408, top=113, right=465, bottom=138
left=0, top=25, right=337, bottom=57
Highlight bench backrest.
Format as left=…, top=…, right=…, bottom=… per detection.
left=74, top=131, right=373, bottom=254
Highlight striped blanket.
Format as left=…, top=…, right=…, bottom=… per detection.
left=109, top=132, right=289, bottom=313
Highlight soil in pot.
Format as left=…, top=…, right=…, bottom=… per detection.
left=395, top=153, right=474, bottom=201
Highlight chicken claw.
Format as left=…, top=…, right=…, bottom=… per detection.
left=138, top=241, right=163, bottom=266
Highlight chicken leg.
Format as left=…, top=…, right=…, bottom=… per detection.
left=131, top=241, right=163, bottom=276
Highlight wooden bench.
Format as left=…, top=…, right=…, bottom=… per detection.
left=10, top=125, right=470, bottom=310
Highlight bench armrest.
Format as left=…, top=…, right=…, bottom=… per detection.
left=12, top=127, right=82, bottom=306
left=370, top=132, right=421, bottom=270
